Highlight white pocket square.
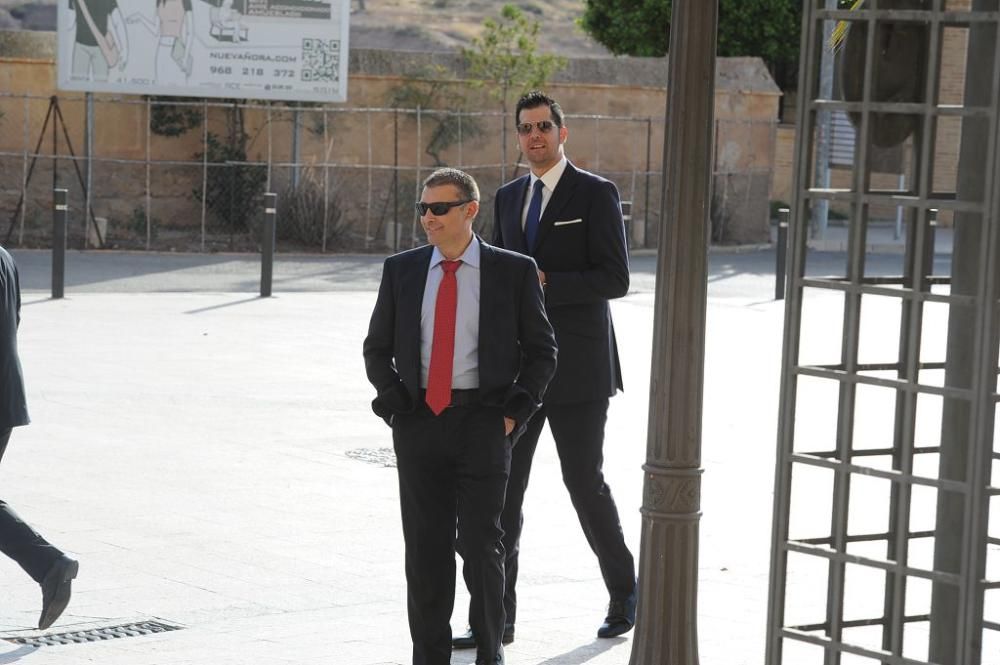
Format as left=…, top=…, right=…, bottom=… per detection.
left=553, top=218, right=583, bottom=226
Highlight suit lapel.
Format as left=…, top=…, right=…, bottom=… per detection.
left=534, top=162, right=579, bottom=252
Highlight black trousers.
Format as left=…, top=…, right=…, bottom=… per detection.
left=393, top=404, right=511, bottom=665
left=0, top=427, right=63, bottom=584
left=467, top=398, right=636, bottom=627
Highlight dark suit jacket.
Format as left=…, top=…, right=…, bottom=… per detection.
left=363, top=237, right=557, bottom=438
left=492, top=161, right=628, bottom=405
left=0, top=246, right=29, bottom=429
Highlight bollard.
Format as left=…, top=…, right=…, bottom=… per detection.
left=620, top=200, right=635, bottom=248
left=260, top=192, right=276, bottom=297
left=775, top=208, right=789, bottom=301
left=922, top=208, right=938, bottom=291
left=52, top=188, right=67, bottom=299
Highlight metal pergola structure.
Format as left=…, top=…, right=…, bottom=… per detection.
left=767, top=2, right=1000, bottom=664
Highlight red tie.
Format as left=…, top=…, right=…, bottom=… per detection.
left=426, top=260, right=462, bottom=415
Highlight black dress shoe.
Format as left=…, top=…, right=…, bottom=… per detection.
left=597, top=592, right=637, bottom=638
left=39, top=554, right=78, bottom=630
left=475, top=644, right=504, bottom=665
left=453, top=627, right=477, bottom=649
left=452, top=624, right=515, bottom=649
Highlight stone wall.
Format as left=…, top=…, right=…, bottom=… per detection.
left=0, top=30, right=780, bottom=249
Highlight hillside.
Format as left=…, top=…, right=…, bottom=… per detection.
left=0, top=0, right=612, bottom=57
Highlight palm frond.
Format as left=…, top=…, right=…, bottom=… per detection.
left=829, top=0, right=865, bottom=52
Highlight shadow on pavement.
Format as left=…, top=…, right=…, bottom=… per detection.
left=0, top=645, right=38, bottom=664
left=535, top=637, right=627, bottom=664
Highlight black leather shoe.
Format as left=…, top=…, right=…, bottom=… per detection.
left=475, top=644, right=504, bottom=665
left=452, top=624, right=515, bottom=649
left=39, top=554, right=78, bottom=630
left=452, top=627, right=477, bottom=649
left=597, top=592, right=636, bottom=638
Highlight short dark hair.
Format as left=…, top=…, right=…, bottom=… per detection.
left=515, top=91, right=565, bottom=127
left=422, top=167, right=480, bottom=202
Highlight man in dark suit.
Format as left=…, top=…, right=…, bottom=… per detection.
left=0, top=245, right=79, bottom=631
left=363, top=168, right=557, bottom=665
left=454, top=91, right=636, bottom=649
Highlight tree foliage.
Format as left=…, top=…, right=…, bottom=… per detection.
left=192, top=105, right=266, bottom=241
left=462, top=4, right=567, bottom=108
left=579, top=0, right=801, bottom=84
left=148, top=96, right=202, bottom=137
left=387, top=66, right=483, bottom=167
left=462, top=4, right=567, bottom=179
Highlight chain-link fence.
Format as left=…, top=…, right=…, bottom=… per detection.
left=0, top=93, right=774, bottom=253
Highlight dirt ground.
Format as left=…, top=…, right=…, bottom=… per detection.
left=348, top=0, right=610, bottom=56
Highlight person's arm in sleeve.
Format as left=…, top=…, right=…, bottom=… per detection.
left=543, top=179, right=630, bottom=306
left=503, top=258, right=557, bottom=437
left=362, top=259, right=407, bottom=425
left=492, top=194, right=507, bottom=249
left=13, top=259, right=20, bottom=328
left=109, top=6, right=129, bottom=71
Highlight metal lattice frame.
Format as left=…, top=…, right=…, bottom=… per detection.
left=767, top=2, right=1000, bottom=664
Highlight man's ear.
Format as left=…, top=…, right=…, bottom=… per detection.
left=466, top=200, right=480, bottom=220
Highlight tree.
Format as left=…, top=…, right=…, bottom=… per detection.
left=579, top=0, right=801, bottom=88
left=462, top=4, right=566, bottom=180
left=192, top=102, right=266, bottom=246
left=388, top=65, right=482, bottom=167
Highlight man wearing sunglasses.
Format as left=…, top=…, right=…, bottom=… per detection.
left=454, top=91, right=636, bottom=649
left=0, top=245, right=80, bottom=632
left=364, top=168, right=557, bottom=665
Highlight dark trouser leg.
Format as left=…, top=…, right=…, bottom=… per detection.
left=393, top=413, right=457, bottom=665
left=547, top=400, right=636, bottom=601
left=0, top=428, right=64, bottom=584
left=498, top=407, right=544, bottom=626
left=462, top=406, right=545, bottom=630
left=455, top=406, right=511, bottom=664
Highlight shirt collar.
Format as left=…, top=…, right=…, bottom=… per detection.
left=430, top=236, right=481, bottom=270
left=530, top=155, right=568, bottom=193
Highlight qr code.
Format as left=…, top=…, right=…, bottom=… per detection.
left=302, top=38, right=340, bottom=82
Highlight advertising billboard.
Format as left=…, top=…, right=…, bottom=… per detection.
left=56, top=0, right=350, bottom=102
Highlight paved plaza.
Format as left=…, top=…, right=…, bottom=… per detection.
left=0, top=231, right=950, bottom=664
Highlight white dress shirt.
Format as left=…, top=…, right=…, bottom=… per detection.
left=521, top=155, right=569, bottom=231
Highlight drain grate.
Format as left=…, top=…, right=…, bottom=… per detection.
left=4, top=620, right=183, bottom=647
left=346, top=447, right=397, bottom=467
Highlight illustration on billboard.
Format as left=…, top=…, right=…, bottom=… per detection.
left=207, top=0, right=247, bottom=43
left=67, top=0, right=130, bottom=82
left=57, top=0, right=349, bottom=102
left=126, top=0, right=193, bottom=84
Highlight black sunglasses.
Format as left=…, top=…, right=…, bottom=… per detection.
left=415, top=199, right=473, bottom=216
left=516, top=120, right=557, bottom=136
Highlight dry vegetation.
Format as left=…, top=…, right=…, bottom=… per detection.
left=349, top=0, right=609, bottom=57
left=2, top=0, right=610, bottom=57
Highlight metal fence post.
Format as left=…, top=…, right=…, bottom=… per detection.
left=52, top=188, right=67, bottom=299
left=775, top=208, right=789, bottom=301
left=260, top=192, right=276, bottom=297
